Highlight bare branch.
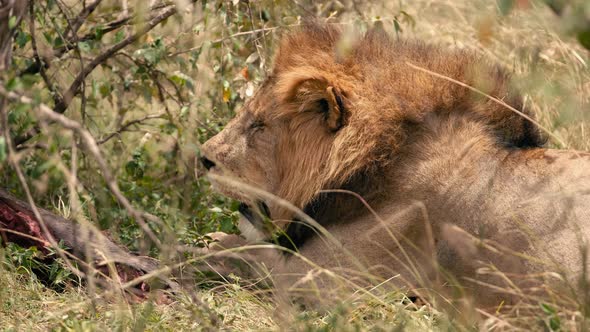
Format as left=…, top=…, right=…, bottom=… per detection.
left=65, top=0, right=103, bottom=38
left=19, top=2, right=173, bottom=76
left=98, top=112, right=166, bottom=145
left=168, top=26, right=279, bottom=57
left=53, top=3, right=189, bottom=113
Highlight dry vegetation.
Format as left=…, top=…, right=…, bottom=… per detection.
left=0, top=0, right=589, bottom=331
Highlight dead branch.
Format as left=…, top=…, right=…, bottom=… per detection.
left=98, top=112, right=167, bottom=145
left=64, top=0, right=103, bottom=39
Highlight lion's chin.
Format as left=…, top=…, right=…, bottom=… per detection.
left=207, top=178, right=248, bottom=202
left=205, top=173, right=272, bottom=229
left=238, top=200, right=270, bottom=236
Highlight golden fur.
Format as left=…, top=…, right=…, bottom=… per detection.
left=200, top=23, right=590, bottom=308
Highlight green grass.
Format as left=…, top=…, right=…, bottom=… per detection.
left=0, top=254, right=442, bottom=331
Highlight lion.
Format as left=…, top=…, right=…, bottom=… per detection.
left=199, top=23, right=590, bottom=310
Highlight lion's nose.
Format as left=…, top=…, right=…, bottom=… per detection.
left=200, top=156, right=216, bottom=171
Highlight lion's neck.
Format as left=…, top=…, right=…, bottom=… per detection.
left=278, top=113, right=506, bottom=252
left=306, top=171, right=390, bottom=222
left=277, top=168, right=392, bottom=251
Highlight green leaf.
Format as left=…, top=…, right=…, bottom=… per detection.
left=0, top=137, right=6, bottom=163
left=541, top=303, right=556, bottom=315
left=78, top=41, right=91, bottom=53
left=20, top=74, right=39, bottom=88
left=549, top=316, right=561, bottom=331
left=393, top=18, right=402, bottom=35
left=99, top=82, right=112, bottom=97
left=94, top=26, right=105, bottom=40
left=53, top=36, right=64, bottom=48
left=180, top=106, right=189, bottom=118
left=220, top=218, right=235, bottom=233
left=577, top=29, right=590, bottom=50
left=13, top=102, right=31, bottom=115
left=498, top=0, right=515, bottom=15
left=114, top=30, right=125, bottom=43
left=5, top=77, right=21, bottom=91
left=8, top=16, right=17, bottom=29
left=15, top=31, right=30, bottom=48
left=42, top=31, right=53, bottom=44
left=170, top=71, right=194, bottom=89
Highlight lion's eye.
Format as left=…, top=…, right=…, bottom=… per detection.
left=250, top=120, right=265, bottom=131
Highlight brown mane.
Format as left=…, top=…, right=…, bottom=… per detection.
left=267, top=22, right=545, bottom=211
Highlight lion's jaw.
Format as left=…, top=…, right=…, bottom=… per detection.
left=201, top=124, right=276, bottom=205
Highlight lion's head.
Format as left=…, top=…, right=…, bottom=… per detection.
left=200, top=23, right=545, bottom=235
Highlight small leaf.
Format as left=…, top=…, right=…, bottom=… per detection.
left=222, top=80, right=231, bottom=102
left=549, top=316, right=561, bottom=331
left=8, top=16, right=17, bottom=29
left=170, top=71, right=194, bottom=88
left=541, top=303, right=556, bottom=315
left=114, top=30, right=125, bottom=43
left=78, top=41, right=91, bottom=52
left=42, top=32, right=53, bottom=44
left=6, top=77, right=21, bottom=91
left=53, top=36, right=64, bottom=48
left=15, top=31, right=30, bottom=48
left=498, top=0, right=515, bottom=15
left=0, top=137, right=6, bottom=163
left=240, top=66, right=249, bottom=80
left=245, top=52, right=259, bottom=64
left=393, top=19, right=402, bottom=35
left=180, top=106, right=189, bottom=118
left=220, top=218, right=235, bottom=233
left=94, top=26, right=104, bottom=40
left=13, top=103, right=31, bottom=114
left=577, top=29, right=590, bottom=51
left=99, top=83, right=111, bottom=97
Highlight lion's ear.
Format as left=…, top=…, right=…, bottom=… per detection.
left=323, top=86, right=346, bottom=132
left=278, top=74, right=348, bottom=131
